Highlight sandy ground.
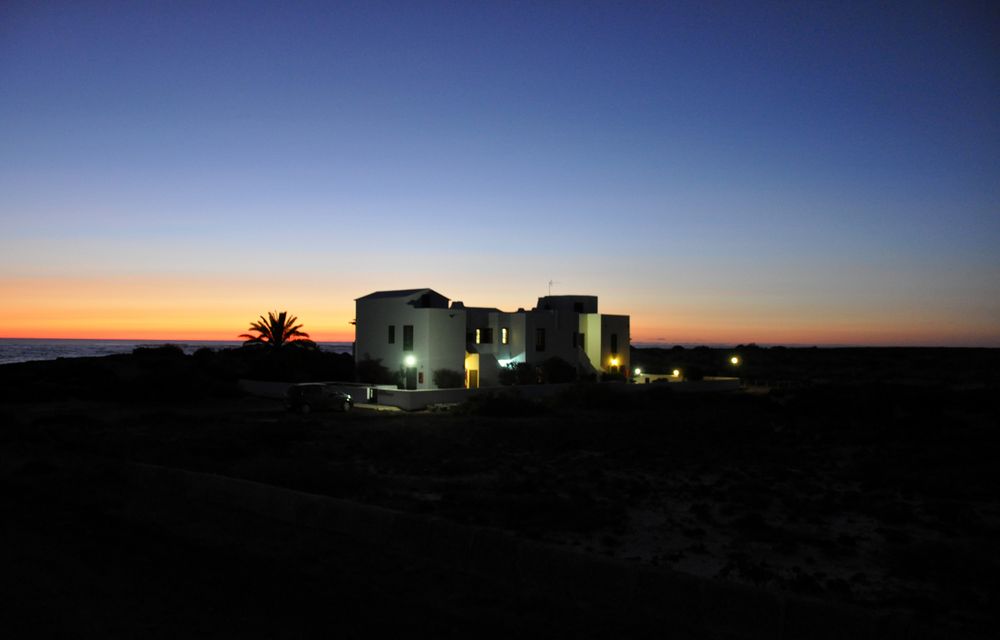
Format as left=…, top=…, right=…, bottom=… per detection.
left=3, top=381, right=998, bottom=636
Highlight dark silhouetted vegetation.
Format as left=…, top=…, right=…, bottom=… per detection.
left=240, top=311, right=315, bottom=349
left=432, top=368, right=465, bottom=389
left=498, top=362, right=537, bottom=386
left=539, top=357, right=577, bottom=383
left=355, top=357, right=394, bottom=385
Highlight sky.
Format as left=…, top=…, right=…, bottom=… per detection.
left=1, top=0, right=998, bottom=346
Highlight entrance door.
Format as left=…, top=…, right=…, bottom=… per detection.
left=468, top=369, right=479, bottom=389
left=405, top=367, right=418, bottom=390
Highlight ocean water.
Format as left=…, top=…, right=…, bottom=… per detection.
left=0, top=339, right=354, bottom=366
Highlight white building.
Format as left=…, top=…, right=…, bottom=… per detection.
left=354, top=288, right=630, bottom=389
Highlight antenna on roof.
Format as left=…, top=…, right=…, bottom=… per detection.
left=548, top=280, right=559, bottom=296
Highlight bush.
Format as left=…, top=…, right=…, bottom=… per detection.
left=498, top=362, right=538, bottom=386
left=539, top=357, right=577, bottom=383
left=433, top=368, right=465, bottom=389
left=132, top=344, right=185, bottom=358
left=356, top=357, right=395, bottom=384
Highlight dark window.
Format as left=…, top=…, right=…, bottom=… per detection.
left=466, top=331, right=475, bottom=344
left=610, top=333, right=618, bottom=355
left=501, top=327, right=509, bottom=344
left=535, top=328, right=546, bottom=352
left=388, top=325, right=395, bottom=344
left=479, top=328, right=493, bottom=344
left=579, top=332, right=585, bottom=348
left=573, top=302, right=583, bottom=313
left=403, top=325, right=414, bottom=351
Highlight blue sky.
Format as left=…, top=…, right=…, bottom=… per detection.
left=1, top=1, right=998, bottom=344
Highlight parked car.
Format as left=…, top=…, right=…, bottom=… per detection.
left=286, top=383, right=353, bottom=414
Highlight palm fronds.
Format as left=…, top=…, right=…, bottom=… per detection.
left=239, top=310, right=312, bottom=348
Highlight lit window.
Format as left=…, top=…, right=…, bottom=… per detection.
left=475, top=329, right=481, bottom=344
left=501, top=327, right=508, bottom=344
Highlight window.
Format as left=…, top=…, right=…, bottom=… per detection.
left=535, top=328, right=546, bottom=352
left=388, top=325, right=395, bottom=344
left=403, top=325, right=414, bottom=351
left=579, top=332, right=585, bottom=348
left=610, top=333, right=618, bottom=355
left=475, top=328, right=480, bottom=344
left=501, top=327, right=509, bottom=344
left=479, top=328, right=493, bottom=344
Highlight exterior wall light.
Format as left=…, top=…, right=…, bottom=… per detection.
left=730, top=356, right=740, bottom=365
left=610, top=357, right=620, bottom=367
left=634, top=368, right=642, bottom=376
left=672, top=369, right=680, bottom=377
left=404, top=354, right=417, bottom=367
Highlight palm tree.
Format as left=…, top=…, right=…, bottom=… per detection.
left=240, top=311, right=314, bottom=349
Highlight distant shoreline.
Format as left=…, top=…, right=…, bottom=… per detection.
left=2, top=337, right=997, bottom=350
left=0, top=338, right=355, bottom=367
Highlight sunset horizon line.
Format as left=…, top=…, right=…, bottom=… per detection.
left=2, top=334, right=997, bottom=350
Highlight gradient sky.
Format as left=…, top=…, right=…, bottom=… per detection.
left=2, top=1, right=998, bottom=345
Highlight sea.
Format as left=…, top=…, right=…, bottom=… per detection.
left=0, top=338, right=354, bottom=366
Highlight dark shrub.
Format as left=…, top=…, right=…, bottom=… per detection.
left=433, top=368, right=465, bottom=388
left=193, top=347, right=214, bottom=360
left=356, top=357, right=395, bottom=384
left=540, top=357, right=577, bottom=383
left=685, top=365, right=705, bottom=381
left=132, top=344, right=185, bottom=358
left=498, top=362, right=538, bottom=386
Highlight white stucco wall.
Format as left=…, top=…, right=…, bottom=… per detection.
left=355, top=295, right=465, bottom=389
left=600, top=314, right=630, bottom=375
left=357, top=290, right=630, bottom=387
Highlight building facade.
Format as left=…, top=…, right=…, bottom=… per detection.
left=354, top=288, right=629, bottom=389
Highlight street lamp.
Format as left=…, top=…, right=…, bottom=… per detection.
left=672, top=369, right=680, bottom=377
left=730, top=356, right=740, bottom=366
left=634, top=368, right=642, bottom=376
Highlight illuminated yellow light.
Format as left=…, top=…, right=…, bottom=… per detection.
left=730, top=356, right=740, bottom=365
left=404, top=354, right=417, bottom=367
left=634, top=368, right=642, bottom=376
left=610, top=357, right=620, bottom=367
left=475, top=329, right=481, bottom=344
left=672, top=369, right=680, bottom=377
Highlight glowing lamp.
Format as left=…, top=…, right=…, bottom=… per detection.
left=634, top=368, right=642, bottom=376
left=672, top=369, right=680, bottom=377
left=404, top=354, right=417, bottom=367
left=730, top=356, right=740, bottom=365
left=610, top=357, right=620, bottom=367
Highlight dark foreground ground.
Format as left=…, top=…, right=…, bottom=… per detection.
left=2, top=347, right=999, bottom=637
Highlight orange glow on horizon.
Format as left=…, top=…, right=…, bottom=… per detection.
left=1, top=276, right=996, bottom=347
